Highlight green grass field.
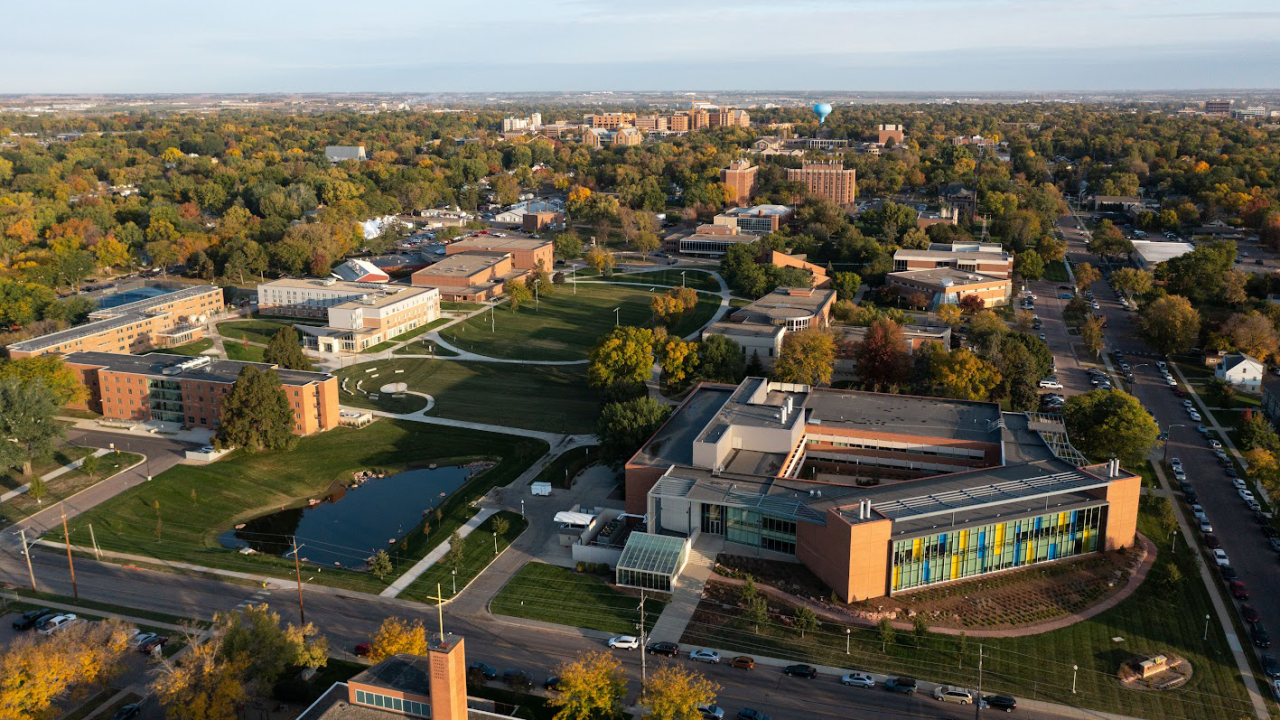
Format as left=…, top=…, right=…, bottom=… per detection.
left=401, top=510, right=527, bottom=603
left=682, top=505, right=1253, bottom=720
left=337, top=359, right=600, bottom=433
left=1044, top=260, right=1070, bottom=282
left=217, top=319, right=294, bottom=345
left=437, top=284, right=719, bottom=361
left=0, top=446, right=94, bottom=491
left=0, top=452, right=143, bottom=525
left=389, top=317, right=454, bottom=343
left=491, top=562, right=667, bottom=635
left=602, top=269, right=721, bottom=292
left=162, top=338, right=215, bottom=356
left=225, top=342, right=265, bottom=362
left=67, top=420, right=547, bottom=593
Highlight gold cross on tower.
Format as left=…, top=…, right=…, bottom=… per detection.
left=423, top=583, right=446, bottom=640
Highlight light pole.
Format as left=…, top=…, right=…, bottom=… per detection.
left=451, top=568, right=457, bottom=595
left=1204, top=614, right=1211, bottom=641
left=493, top=531, right=498, bottom=555
left=845, top=628, right=851, bottom=654
left=520, top=499, right=525, bottom=517
left=1163, top=424, right=1185, bottom=462
left=614, top=307, right=621, bottom=327
left=1072, top=664, right=1078, bottom=694
left=1169, top=528, right=1178, bottom=553
left=680, top=270, right=686, bottom=288
left=533, top=279, right=540, bottom=311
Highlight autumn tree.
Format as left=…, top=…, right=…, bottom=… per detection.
left=550, top=651, right=628, bottom=720
left=958, top=294, right=985, bottom=313
left=853, top=319, right=909, bottom=392
left=215, top=366, right=297, bottom=453
left=1222, top=312, right=1280, bottom=362
left=588, top=326, right=654, bottom=398
left=1111, top=267, right=1153, bottom=299
left=368, top=618, right=430, bottom=663
left=772, top=328, right=836, bottom=386
left=1064, top=389, right=1159, bottom=467
left=217, top=605, right=328, bottom=690
left=934, top=348, right=1001, bottom=401
left=1245, top=448, right=1280, bottom=496
left=585, top=246, right=616, bottom=277
left=657, top=336, right=699, bottom=389
left=506, top=278, right=533, bottom=311
left=999, top=340, right=1040, bottom=412
left=0, top=617, right=133, bottom=720
left=1074, top=262, right=1101, bottom=293
left=0, top=355, right=87, bottom=405
left=1139, top=295, right=1201, bottom=355
left=1081, top=316, right=1105, bottom=357
left=833, top=272, right=861, bottom=301
left=641, top=665, right=720, bottom=720
left=152, top=628, right=247, bottom=720
left=1086, top=220, right=1133, bottom=260
left=262, top=326, right=313, bottom=371
left=935, top=304, right=963, bottom=328
left=368, top=550, right=393, bottom=579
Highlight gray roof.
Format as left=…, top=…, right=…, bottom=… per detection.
left=1220, top=352, right=1262, bottom=373
left=631, top=384, right=735, bottom=468
left=804, top=389, right=1003, bottom=443
left=66, top=352, right=332, bottom=387
left=9, top=284, right=220, bottom=353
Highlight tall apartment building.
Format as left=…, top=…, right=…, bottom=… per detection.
left=66, top=352, right=341, bottom=435
left=501, top=113, right=542, bottom=132
left=720, top=159, right=758, bottom=206
left=7, top=284, right=225, bottom=359
left=712, top=204, right=792, bottom=234
left=1205, top=100, right=1232, bottom=115
left=257, top=278, right=440, bottom=354
left=878, top=123, right=905, bottom=145
left=786, top=162, right=857, bottom=206
left=667, top=114, right=690, bottom=132
left=709, top=108, right=750, bottom=128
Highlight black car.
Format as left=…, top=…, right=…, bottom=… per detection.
left=736, top=710, right=770, bottom=720
left=111, top=704, right=142, bottom=720
left=1253, top=624, right=1272, bottom=649
left=782, top=664, right=817, bottom=679
left=502, top=669, right=531, bottom=686
left=1262, top=655, right=1280, bottom=679
left=647, top=641, right=679, bottom=657
left=884, top=676, right=918, bottom=694
left=1221, top=565, right=1239, bottom=581
left=1263, top=525, right=1279, bottom=539
left=12, top=608, right=52, bottom=631
left=468, top=662, right=498, bottom=680
left=543, top=676, right=563, bottom=691
left=1184, top=490, right=1199, bottom=504
left=1179, top=482, right=1194, bottom=494
left=1226, top=467, right=1239, bottom=478
left=984, top=695, right=1018, bottom=712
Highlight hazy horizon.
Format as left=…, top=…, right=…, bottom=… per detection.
left=7, top=0, right=1280, bottom=94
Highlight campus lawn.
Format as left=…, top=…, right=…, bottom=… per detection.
left=225, top=342, right=265, bottom=363
left=441, top=301, right=485, bottom=312
left=393, top=341, right=459, bottom=357
left=0, top=452, right=143, bottom=525
left=337, top=359, right=600, bottom=434
left=491, top=562, right=667, bottom=635
left=601, top=268, right=721, bottom=292
left=66, top=420, right=548, bottom=593
left=388, top=317, right=453, bottom=343
left=162, top=338, right=215, bottom=356
left=217, top=319, right=294, bottom=345
left=1044, top=260, right=1070, bottom=282
left=400, top=510, right=527, bottom=603
left=0, top=445, right=94, bottom=491
left=681, top=505, right=1253, bottom=720
left=437, top=284, right=719, bottom=361
left=361, top=341, right=397, bottom=354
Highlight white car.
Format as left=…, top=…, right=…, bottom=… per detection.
left=1173, top=469, right=1187, bottom=481
left=1167, top=377, right=1178, bottom=387
left=1170, top=458, right=1183, bottom=469
left=1199, top=520, right=1213, bottom=533
left=841, top=672, right=875, bottom=688
left=698, top=705, right=725, bottom=720
left=1192, top=505, right=1207, bottom=521
left=608, top=636, right=640, bottom=650
left=1183, top=400, right=1194, bottom=408
left=1213, top=549, right=1230, bottom=566
left=1189, top=412, right=1202, bottom=422
left=689, top=649, right=721, bottom=664
left=1240, top=489, right=1257, bottom=502
left=1233, top=479, right=1247, bottom=490
left=1209, top=440, right=1222, bottom=449
left=38, top=614, right=77, bottom=635
left=1038, top=379, right=1063, bottom=390
left=1157, top=361, right=1168, bottom=371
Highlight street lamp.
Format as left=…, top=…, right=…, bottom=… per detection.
left=845, top=628, right=851, bottom=655
left=493, top=531, right=498, bottom=555
left=1204, top=614, right=1211, bottom=641
left=451, top=568, right=457, bottom=595
left=1169, top=529, right=1178, bottom=553
left=614, top=307, right=621, bottom=327
left=680, top=270, right=686, bottom=288
left=533, top=279, right=540, bottom=311
left=1162, top=424, right=1185, bottom=462
left=520, top=499, right=525, bottom=517
left=1072, top=664, right=1078, bottom=694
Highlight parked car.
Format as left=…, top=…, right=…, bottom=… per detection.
left=782, top=664, right=817, bottom=679
left=1210, top=439, right=1222, bottom=449
left=736, top=710, right=770, bottom=720
left=1243, top=604, right=1262, bottom=623
left=468, top=662, right=498, bottom=680
left=1254, top=624, right=1273, bottom=649
left=1190, top=412, right=1203, bottom=422
left=1174, top=469, right=1188, bottom=481
left=38, top=614, right=77, bottom=635
left=840, top=672, right=875, bottom=688
left=1231, top=580, right=1250, bottom=600
left=12, top=608, right=53, bottom=631
left=1038, top=379, right=1063, bottom=389
left=646, top=641, right=679, bottom=657
left=1268, top=537, right=1280, bottom=553
left=884, top=677, right=918, bottom=694
left=1200, top=520, right=1213, bottom=533
left=1205, top=534, right=1222, bottom=549
left=138, top=636, right=168, bottom=654
left=698, top=705, right=725, bottom=720
left=129, top=632, right=157, bottom=648
left=608, top=636, right=640, bottom=650
left=1170, top=457, right=1183, bottom=468
left=984, top=695, right=1018, bottom=712
left=502, top=669, right=531, bottom=686
left=729, top=656, right=755, bottom=670
left=689, top=649, right=721, bottom=664
left=1262, top=655, right=1280, bottom=679
left=1226, top=467, right=1239, bottom=478
left=933, top=685, right=975, bottom=705
left=111, top=704, right=143, bottom=720
left=543, top=676, right=563, bottom=691
left=353, top=642, right=371, bottom=657
left=1213, top=549, right=1230, bottom=566
left=1233, top=478, right=1248, bottom=490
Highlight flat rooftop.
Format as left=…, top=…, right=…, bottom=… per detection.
left=631, top=384, right=735, bottom=468
left=702, top=320, right=784, bottom=340
left=86, top=283, right=219, bottom=320
left=894, top=247, right=1011, bottom=262
left=1131, top=240, right=1194, bottom=264
left=413, top=252, right=511, bottom=278
left=10, top=284, right=221, bottom=353
left=803, top=388, right=1003, bottom=443
left=888, top=267, right=1008, bottom=287
left=333, top=285, right=437, bottom=311
left=724, top=204, right=792, bottom=217
left=66, top=351, right=333, bottom=386
left=449, top=236, right=552, bottom=252
left=350, top=654, right=434, bottom=696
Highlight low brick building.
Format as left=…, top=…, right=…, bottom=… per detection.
left=444, top=236, right=554, bottom=271
left=886, top=267, right=1012, bottom=310
left=410, top=252, right=529, bottom=302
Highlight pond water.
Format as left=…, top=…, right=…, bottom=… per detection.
left=218, top=465, right=471, bottom=568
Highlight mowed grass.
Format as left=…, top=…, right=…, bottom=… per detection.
left=0, top=445, right=94, bottom=491
left=225, top=342, right=265, bottom=362
left=401, top=510, right=527, bottom=603
left=67, top=420, right=547, bottom=593
left=217, top=319, right=294, bottom=345
left=682, top=507, right=1252, bottom=720
left=602, top=268, right=721, bottom=292
left=491, top=562, right=667, bottom=635
left=162, top=338, right=215, bottom=356
left=438, top=284, right=720, bottom=361
left=337, top=359, right=600, bottom=434
left=0, top=452, right=143, bottom=525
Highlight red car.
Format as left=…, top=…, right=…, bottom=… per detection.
left=354, top=642, right=372, bottom=657
left=1204, top=534, right=1222, bottom=549
left=1242, top=604, right=1261, bottom=623
left=1174, top=390, right=1186, bottom=398
left=1231, top=581, right=1250, bottom=600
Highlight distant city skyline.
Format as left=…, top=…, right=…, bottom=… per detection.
left=6, top=0, right=1280, bottom=93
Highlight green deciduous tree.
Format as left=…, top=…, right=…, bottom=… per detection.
left=215, top=366, right=297, bottom=453
left=697, top=334, right=746, bottom=384
left=1139, top=295, right=1201, bottom=355
left=0, top=378, right=63, bottom=476
left=794, top=606, right=819, bottom=639
left=1063, top=389, right=1159, bottom=467
left=1014, top=249, right=1045, bottom=281
left=368, top=550, right=393, bottom=579
left=216, top=604, right=328, bottom=690
left=832, top=272, right=862, bottom=301
left=1111, top=267, right=1153, bottom=299
left=597, top=396, right=671, bottom=462
left=262, top=326, right=313, bottom=371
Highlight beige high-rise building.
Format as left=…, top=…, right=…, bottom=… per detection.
left=720, top=159, right=758, bottom=207
left=710, top=108, right=750, bottom=128
left=786, top=162, right=857, bottom=206
left=583, top=113, right=636, bottom=129
left=878, top=123, right=905, bottom=145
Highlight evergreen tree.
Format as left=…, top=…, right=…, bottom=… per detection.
left=0, top=378, right=63, bottom=476
left=216, top=367, right=297, bottom=453
left=262, top=326, right=313, bottom=371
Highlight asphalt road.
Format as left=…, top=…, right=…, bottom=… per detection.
left=1058, top=211, right=1280, bottom=679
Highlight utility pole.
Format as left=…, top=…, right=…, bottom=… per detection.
left=291, top=538, right=306, bottom=625
left=638, top=591, right=648, bottom=683
left=974, top=644, right=983, bottom=720
left=89, top=524, right=101, bottom=560
left=18, top=528, right=37, bottom=592
left=60, top=506, right=78, bottom=600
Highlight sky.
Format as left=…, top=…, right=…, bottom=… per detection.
left=6, top=0, right=1280, bottom=93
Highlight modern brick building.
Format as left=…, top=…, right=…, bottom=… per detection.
left=892, top=242, right=1014, bottom=278
left=701, top=287, right=836, bottom=367
left=786, top=162, right=857, bottom=206
left=664, top=224, right=761, bottom=258
left=583, top=113, right=636, bottom=129
left=258, top=279, right=441, bottom=354
left=7, top=284, right=225, bottom=359
left=410, top=252, right=528, bottom=302
left=712, top=204, right=792, bottom=234
left=583, top=127, right=642, bottom=148
left=444, top=236, right=554, bottom=272
left=65, top=352, right=340, bottom=435
left=878, top=123, right=905, bottom=145
left=720, top=160, right=758, bottom=207
left=887, top=267, right=1012, bottom=310
left=624, top=377, right=1140, bottom=602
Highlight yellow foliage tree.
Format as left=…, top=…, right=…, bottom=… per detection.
left=0, top=618, right=133, bottom=720
left=549, top=651, right=628, bottom=720
left=368, top=618, right=430, bottom=663
left=1246, top=448, right=1280, bottom=496
left=152, top=630, right=246, bottom=720
left=935, top=348, right=1002, bottom=401
left=658, top=337, right=699, bottom=388
left=936, top=304, right=963, bottom=328
left=772, top=328, right=836, bottom=386
left=641, top=665, right=720, bottom=720
left=161, top=147, right=185, bottom=163
left=585, top=247, right=615, bottom=276
left=93, top=235, right=131, bottom=270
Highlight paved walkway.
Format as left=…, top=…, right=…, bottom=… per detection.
left=0, top=448, right=112, bottom=503
left=0, top=590, right=196, bottom=634
left=646, top=539, right=717, bottom=643
left=352, top=403, right=595, bottom=446
left=380, top=508, right=499, bottom=597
